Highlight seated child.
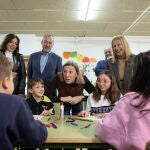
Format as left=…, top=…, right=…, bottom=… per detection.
left=95, top=50, right=150, bottom=150
left=79, top=70, right=121, bottom=118
left=0, top=53, right=47, bottom=149
left=26, top=78, right=54, bottom=116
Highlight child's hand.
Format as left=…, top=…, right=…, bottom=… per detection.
left=41, top=110, right=50, bottom=116
left=78, top=110, right=89, bottom=117
left=41, top=121, right=52, bottom=128
left=97, top=113, right=108, bottom=118
left=69, top=96, right=84, bottom=105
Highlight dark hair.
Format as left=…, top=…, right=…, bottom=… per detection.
left=93, top=70, right=121, bottom=104
left=0, top=33, right=20, bottom=54
left=27, top=78, right=44, bottom=89
left=130, top=50, right=150, bottom=98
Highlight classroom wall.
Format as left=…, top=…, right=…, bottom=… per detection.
left=0, top=34, right=150, bottom=61
left=0, top=34, right=150, bottom=83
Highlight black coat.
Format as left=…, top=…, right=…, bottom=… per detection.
left=12, top=53, right=26, bottom=95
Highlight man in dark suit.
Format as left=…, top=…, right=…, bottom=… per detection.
left=27, top=34, right=62, bottom=95
left=94, top=48, right=112, bottom=76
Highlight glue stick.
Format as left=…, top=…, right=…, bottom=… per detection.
left=60, top=102, right=64, bottom=119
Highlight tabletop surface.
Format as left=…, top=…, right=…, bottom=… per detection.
left=42, top=116, right=103, bottom=143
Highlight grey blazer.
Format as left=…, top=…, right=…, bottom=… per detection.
left=106, top=55, right=136, bottom=95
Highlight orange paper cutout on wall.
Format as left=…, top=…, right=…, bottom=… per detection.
left=63, top=52, right=71, bottom=59
left=62, top=51, right=97, bottom=63
left=90, top=58, right=97, bottom=63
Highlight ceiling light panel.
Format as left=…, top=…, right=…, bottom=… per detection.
left=78, top=0, right=101, bottom=21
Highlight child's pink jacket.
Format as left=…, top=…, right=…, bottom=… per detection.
left=95, top=92, right=150, bottom=150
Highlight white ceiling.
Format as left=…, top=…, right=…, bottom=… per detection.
left=0, top=0, right=150, bottom=37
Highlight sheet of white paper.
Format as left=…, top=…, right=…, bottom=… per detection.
left=33, top=115, right=43, bottom=120
left=84, top=115, right=102, bottom=121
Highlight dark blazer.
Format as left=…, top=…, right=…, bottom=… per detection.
left=106, top=55, right=136, bottom=95
left=27, top=51, right=62, bottom=88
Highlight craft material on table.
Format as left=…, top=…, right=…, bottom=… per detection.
left=51, top=122, right=57, bottom=128
left=84, top=115, right=102, bottom=121
left=45, top=116, right=98, bottom=129
left=65, top=116, right=75, bottom=122
left=71, top=122, right=78, bottom=126
left=80, top=124, right=91, bottom=129
left=47, top=117, right=51, bottom=121
left=72, top=117, right=95, bottom=122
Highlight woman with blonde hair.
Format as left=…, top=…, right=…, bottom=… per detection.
left=107, top=35, right=135, bottom=95
left=45, top=60, right=94, bottom=115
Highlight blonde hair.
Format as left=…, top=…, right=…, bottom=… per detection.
left=0, top=53, right=13, bottom=81
left=59, top=60, right=85, bottom=84
left=111, top=35, right=132, bottom=63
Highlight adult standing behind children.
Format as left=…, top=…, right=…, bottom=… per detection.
left=0, top=33, right=26, bottom=98
left=94, top=48, right=112, bottom=76
left=45, top=60, right=94, bottom=115
left=27, top=34, right=62, bottom=94
left=0, top=53, right=47, bottom=149
left=106, top=35, right=135, bottom=95
left=95, top=50, right=150, bottom=150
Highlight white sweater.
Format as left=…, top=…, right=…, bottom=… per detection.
left=86, top=93, right=112, bottom=112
